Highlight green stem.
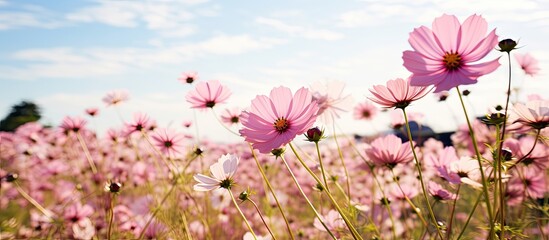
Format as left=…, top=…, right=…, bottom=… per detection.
left=401, top=108, right=444, bottom=240
left=138, top=181, right=176, bottom=240
left=249, top=145, right=295, bottom=240
left=228, top=189, right=257, bottom=239
left=76, top=132, right=98, bottom=174
left=332, top=123, right=352, bottom=201
left=280, top=155, right=337, bottom=240
left=289, top=143, right=363, bottom=240
left=249, top=198, right=278, bottom=240
left=455, top=86, right=495, bottom=238
left=457, top=192, right=483, bottom=239
left=107, top=194, right=116, bottom=240
left=447, top=185, right=460, bottom=239
left=14, top=181, right=54, bottom=221
left=315, top=142, right=330, bottom=193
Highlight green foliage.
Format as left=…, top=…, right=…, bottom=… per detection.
left=0, top=101, right=41, bottom=132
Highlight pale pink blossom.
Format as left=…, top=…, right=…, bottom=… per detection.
left=193, top=154, right=239, bottom=191
left=60, top=116, right=87, bottom=133
left=151, top=128, right=186, bottom=156
left=368, top=78, right=431, bottom=109
left=85, top=108, right=98, bottom=117
left=186, top=80, right=231, bottom=109
left=428, top=181, right=457, bottom=201
left=510, top=100, right=549, bottom=130
left=124, top=112, right=153, bottom=136
left=178, top=71, right=199, bottom=84
left=313, top=210, right=346, bottom=235
left=64, top=203, right=94, bottom=225
left=353, top=101, right=378, bottom=121
left=239, top=86, right=319, bottom=153
left=403, top=14, right=500, bottom=92
left=102, top=90, right=129, bottom=106
left=365, top=134, right=414, bottom=168
left=515, top=53, right=540, bottom=77
left=220, top=107, right=241, bottom=125
left=310, top=80, right=354, bottom=124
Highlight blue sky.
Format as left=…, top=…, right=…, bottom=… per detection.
left=1, top=0, right=548, bottom=141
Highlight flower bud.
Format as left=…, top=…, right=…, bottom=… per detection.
left=271, top=148, right=285, bottom=157
left=498, top=39, right=517, bottom=53
left=5, top=173, right=18, bottom=182
left=304, top=127, right=324, bottom=142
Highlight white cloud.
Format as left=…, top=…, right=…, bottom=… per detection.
left=256, top=17, right=344, bottom=41
left=0, top=4, right=64, bottom=30
left=2, top=34, right=285, bottom=80
left=338, top=0, right=549, bottom=28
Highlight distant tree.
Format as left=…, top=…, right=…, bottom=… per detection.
left=0, top=101, right=41, bottom=132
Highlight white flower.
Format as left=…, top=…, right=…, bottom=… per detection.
left=193, top=154, right=239, bottom=191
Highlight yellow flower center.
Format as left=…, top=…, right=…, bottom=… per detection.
left=274, top=117, right=289, bottom=132
left=443, top=52, right=462, bottom=71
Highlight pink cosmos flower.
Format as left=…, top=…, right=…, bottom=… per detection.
left=239, top=86, right=319, bottom=153
left=185, top=80, right=231, bottom=109
left=313, top=210, right=346, bottom=236
left=515, top=53, right=540, bottom=77
left=310, top=80, right=354, bottom=124
left=151, top=128, right=186, bottom=157
left=509, top=167, right=547, bottom=199
left=353, top=101, right=378, bottom=121
left=178, top=71, right=199, bottom=84
left=193, top=154, right=239, bottom=191
left=220, top=107, right=241, bottom=125
left=85, top=108, right=98, bottom=117
left=510, top=100, right=549, bottom=130
left=60, top=116, right=87, bottom=133
left=428, top=181, right=457, bottom=201
left=403, top=14, right=500, bottom=93
left=124, top=112, right=153, bottom=136
left=504, top=137, right=548, bottom=171
left=368, top=78, right=431, bottom=109
left=365, top=134, right=413, bottom=168
left=64, top=203, right=94, bottom=225
left=102, top=90, right=129, bottom=106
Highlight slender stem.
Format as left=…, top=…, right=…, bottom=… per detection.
left=249, top=145, right=295, bottom=240
left=289, top=143, right=363, bottom=240
left=456, top=192, right=483, bottom=239
left=107, top=194, right=116, bottom=240
left=494, top=52, right=513, bottom=239
left=14, top=181, right=54, bottom=220
left=249, top=198, right=278, bottom=240
left=280, top=155, right=337, bottom=239
left=76, top=132, right=98, bottom=174
left=455, top=86, right=494, bottom=238
left=340, top=134, right=397, bottom=239
left=315, top=142, right=330, bottom=192
left=181, top=211, right=193, bottom=240
left=509, top=129, right=542, bottom=170
left=401, top=108, right=444, bottom=240
left=228, top=190, right=257, bottom=239
left=446, top=185, right=461, bottom=239
left=332, top=123, right=352, bottom=201
left=389, top=169, right=428, bottom=229
left=138, top=182, right=177, bottom=240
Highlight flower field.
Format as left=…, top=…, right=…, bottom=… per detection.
left=1, top=14, right=548, bottom=240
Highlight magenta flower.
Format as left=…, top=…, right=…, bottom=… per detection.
left=151, top=128, right=186, bottom=157
left=64, top=203, right=94, bottom=225
left=368, top=78, right=431, bottom=109
left=353, top=101, right=378, bottom=121
left=403, top=14, right=500, bottom=93
left=365, top=134, right=413, bottom=168
left=185, top=80, right=231, bottom=109
left=85, top=107, right=99, bottom=117
left=239, top=86, right=319, bottom=153
left=515, top=53, right=540, bottom=77
left=428, top=181, right=457, bottom=201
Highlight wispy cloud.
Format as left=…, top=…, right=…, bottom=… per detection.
left=339, top=0, right=549, bottom=28
left=2, top=34, right=286, bottom=80
left=255, top=17, right=344, bottom=41
left=0, top=4, right=65, bottom=30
